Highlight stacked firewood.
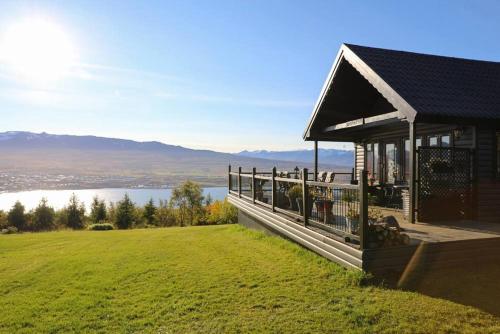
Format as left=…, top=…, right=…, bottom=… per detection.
left=366, top=216, right=411, bottom=248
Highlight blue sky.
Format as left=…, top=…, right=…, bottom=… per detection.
left=0, top=1, right=499, bottom=152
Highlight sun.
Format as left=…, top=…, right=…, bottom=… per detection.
left=0, top=18, right=77, bottom=82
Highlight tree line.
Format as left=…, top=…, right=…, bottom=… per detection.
left=0, top=181, right=237, bottom=233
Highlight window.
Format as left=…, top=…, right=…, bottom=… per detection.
left=428, top=134, right=451, bottom=147
left=374, top=143, right=379, bottom=181
left=366, top=143, right=379, bottom=182
left=385, top=143, right=398, bottom=184
left=404, top=138, right=422, bottom=181
left=441, top=135, right=451, bottom=147
left=366, top=144, right=373, bottom=178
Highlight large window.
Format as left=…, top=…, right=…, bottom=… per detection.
left=385, top=143, right=398, bottom=184
left=366, top=143, right=379, bottom=182
left=404, top=138, right=422, bottom=181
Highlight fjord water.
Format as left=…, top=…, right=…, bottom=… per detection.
left=0, top=187, right=227, bottom=211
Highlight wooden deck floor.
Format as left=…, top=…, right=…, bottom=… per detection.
left=378, top=207, right=500, bottom=244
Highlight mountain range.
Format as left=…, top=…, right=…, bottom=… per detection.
left=0, top=131, right=353, bottom=191
left=237, top=149, right=353, bottom=167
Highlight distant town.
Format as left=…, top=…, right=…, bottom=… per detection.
left=0, top=172, right=227, bottom=192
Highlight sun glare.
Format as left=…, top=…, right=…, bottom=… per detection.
left=0, top=18, right=77, bottom=82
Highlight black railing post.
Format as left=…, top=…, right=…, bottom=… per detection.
left=302, top=168, right=309, bottom=226
left=238, top=167, right=242, bottom=198
left=252, top=167, right=256, bottom=204
left=228, top=165, right=232, bottom=192
left=271, top=167, right=277, bottom=212
left=314, top=141, right=318, bottom=181
left=359, top=169, right=369, bottom=250
left=351, top=167, right=355, bottom=184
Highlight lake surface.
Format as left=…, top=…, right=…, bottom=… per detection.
left=0, top=187, right=228, bottom=211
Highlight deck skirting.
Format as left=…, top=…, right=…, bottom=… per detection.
left=229, top=195, right=363, bottom=270
left=229, top=194, right=500, bottom=274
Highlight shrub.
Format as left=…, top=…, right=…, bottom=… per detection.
left=1, top=226, right=19, bottom=234
left=154, top=200, right=177, bottom=227
left=287, top=184, right=302, bottom=200
left=207, top=199, right=238, bottom=225
left=88, top=223, right=114, bottom=231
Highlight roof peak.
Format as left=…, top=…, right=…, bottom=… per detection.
left=343, top=43, right=500, bottom=65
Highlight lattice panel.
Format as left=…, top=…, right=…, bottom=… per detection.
left=417, top=147, right=472, bottom=221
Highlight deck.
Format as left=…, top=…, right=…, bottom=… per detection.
left=229, top=193, right=500, bottom=275
left=379, top=207, right=500, bottom=243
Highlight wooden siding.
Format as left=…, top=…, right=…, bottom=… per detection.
left=476, top=127, right=500, bottom=222
left=363, top=237, right=500, bottom=273
left=355, top=143, right=364, bottom=180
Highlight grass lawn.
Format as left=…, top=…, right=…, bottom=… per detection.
left=1, top=225, right=499, bottom=333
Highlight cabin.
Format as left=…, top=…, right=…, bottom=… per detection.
left=228, top=44, right=500, bottom=275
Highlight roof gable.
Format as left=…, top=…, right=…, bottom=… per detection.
left=304, top=44, right=500, bottom=140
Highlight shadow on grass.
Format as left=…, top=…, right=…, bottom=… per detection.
left=368, top=262, right=500, bottom=317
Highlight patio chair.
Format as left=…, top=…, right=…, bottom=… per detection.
left=325, top=172, right=335, bottom=183
left=317, top=171, right=327, bottom=182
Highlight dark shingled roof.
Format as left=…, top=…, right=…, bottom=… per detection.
left=345, top=44, right=500, bottom=120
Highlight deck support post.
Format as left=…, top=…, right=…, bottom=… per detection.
left=409, top=121, right=417, bottom=224
left=314, top=141, right=318, bottom=181
left=238, top=167, right=242, bottom=198
left=228, top=165, right=232, bottom=192
left=271, top=167, right=277, bottom=212
left=302, top=168, right=309, bottom=226
left=359, top=169, right=369, bottom=250
left=252, top=167, right=256, bottom=204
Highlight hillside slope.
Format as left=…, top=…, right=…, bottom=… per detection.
left=0, top=132, right=349, bottom=190
left=1, top=226, right=498, bottom=332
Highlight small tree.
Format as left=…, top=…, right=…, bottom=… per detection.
left=55, top=209, right=68, bottom=229
left=205, top=193, right=213, bottom=206
left=90, top=196, right=107, bottom=224
left=0, top=210, right=8, bottom=229
left=154, top=199, right=176, bottom=227
left=169, top=181, right=204, bottom=226
left=66, top=194, right=86, bottom=229
left=8, top=201, right=27, bottom=231
left=32, top=198, right=55, bottom=231
left=115, top=194, right=135, bottom=229
left=143, top=198, right=157, bottom=225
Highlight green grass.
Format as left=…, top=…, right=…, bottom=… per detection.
left=0, top=225, right=499, bottom=333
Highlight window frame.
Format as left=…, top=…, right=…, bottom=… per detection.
left=365, top=142, right=380, bottom=183
left=403, top=137, right=422, bottom=182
